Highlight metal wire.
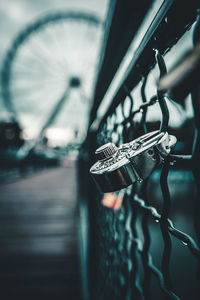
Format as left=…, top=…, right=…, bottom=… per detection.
left=84, top=11, right=200, bottom=300
left=154, top=49, right=169, bottom=132
left=88, top=72, right=200, bottom=298
left=133, top=195, right=200, bottom=258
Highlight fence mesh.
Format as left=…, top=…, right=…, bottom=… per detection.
left=80, top=10, right=200, bottom=300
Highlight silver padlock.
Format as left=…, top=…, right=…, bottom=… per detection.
left=90, top=130, right=177, bottom=193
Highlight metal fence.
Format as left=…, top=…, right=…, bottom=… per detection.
left=78, top=5, right=200, bottom=300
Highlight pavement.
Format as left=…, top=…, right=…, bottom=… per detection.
left=0, top=165, right=81, bottom=300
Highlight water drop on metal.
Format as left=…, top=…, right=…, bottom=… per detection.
left=182, top=241, right=187, bottom=246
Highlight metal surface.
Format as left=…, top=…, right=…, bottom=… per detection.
left=90, top=131, right=176, bottom=192
left=95, top=142, right=118, bottom=161
left=79, top=4, right=200, bottom=300
left=90, top=0, right=174, bottom=130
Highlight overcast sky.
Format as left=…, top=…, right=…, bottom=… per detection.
left=0, top=0, right=108, bottom=55
left=0, top=0, right=109, bottom=138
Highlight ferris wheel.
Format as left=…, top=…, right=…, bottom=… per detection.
left=1, top=11, right=103, bottom=142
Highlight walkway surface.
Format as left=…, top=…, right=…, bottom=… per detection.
left=0, top=165, right=81, bottom=300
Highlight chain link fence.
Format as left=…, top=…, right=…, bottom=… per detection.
left=78, top=5, right=200, bottom=300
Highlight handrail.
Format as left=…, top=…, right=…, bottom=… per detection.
left=90, top=0, right=174, bottom=131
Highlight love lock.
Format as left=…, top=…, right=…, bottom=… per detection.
left=90, top=130, right=177, bottom=193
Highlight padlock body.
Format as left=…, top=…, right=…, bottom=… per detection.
left=90, top=130, right=176, bottom=193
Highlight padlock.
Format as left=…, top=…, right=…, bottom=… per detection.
left=90, top=130, right=176, bottom=193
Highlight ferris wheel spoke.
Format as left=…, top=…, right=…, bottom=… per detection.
left=19, top=41, right=67, bottom=78
left=12, top=83, right=63, bottom=104
left=11, top=78, right=65, bottom=97
left=44, top=26, right=70, bottom=68
left=2, top=12, right=102, bottom=137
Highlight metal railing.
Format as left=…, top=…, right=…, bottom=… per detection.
left=79, top=5, right=200, bottom=300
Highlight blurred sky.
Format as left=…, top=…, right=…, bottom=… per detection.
left=0, top=0, right=109, bottom=141
left=0, top=0, right=194, bottom=144
left=0, top=0, right=109, bottom=55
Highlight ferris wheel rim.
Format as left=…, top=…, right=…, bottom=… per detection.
left=1, top=10, right=102, bottom=124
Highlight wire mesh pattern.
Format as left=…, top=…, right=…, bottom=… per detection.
left=84, top=46, right=200, bottom=299
left=82, top=9, right=200, bottom=300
